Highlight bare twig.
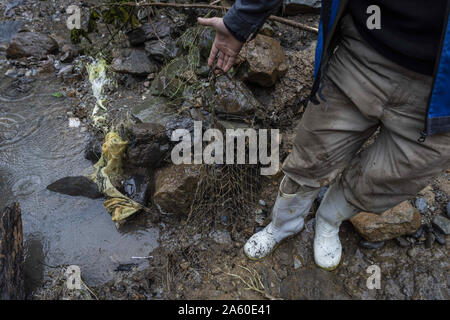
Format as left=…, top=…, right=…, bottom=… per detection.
left=225, top=265, right=282, bottom=300
left=96, top=2, right=318, bottom=34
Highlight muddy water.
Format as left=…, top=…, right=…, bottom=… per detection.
left=0, top=68, right=159, bottom=293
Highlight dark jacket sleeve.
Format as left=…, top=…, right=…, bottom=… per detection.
left=223, top=0, right=282, bottom=42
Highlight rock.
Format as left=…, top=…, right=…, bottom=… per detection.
left=209, top=230, right=232, bottom=245
left=432, top=228, right=446, bottom=246
left=153, top=164, right=201, bottom=215
left=395, top=237, right=410, bottom=248
left=144, top=38, right=181, bottom=63
left=198, top=27, right=215, bottom=60
left=237, top=34, right=288, bottom=87
left=425, top=230, right=435, bottom=249
left=57, top=64, right=73, bottom=77
left=407, top=247, right=418, bottom=258
left=436, top=175, right=450, bottom=196
left=127, top=20, right=172, bottom=46
left=84, top=136, right=102, bottom=163
left=132, top=96, right=176, bottom=125
left=122, top=175, right=149, bottom=206
left=0, top=21, right=24, bottom=44
left=358, top=240, right=385, bottom=249
left=350, top=201, right=422, bottom=242
left=283, top=0, right=321, bottom=15
left=213, top=75, right=263, bottom=115
left=431, top=215, right=450, bottom=235
left=446, top=202, right=450, bottom=219
left=46, top=176, right=103, bottom=199
left=7, top=32, right=58, bottom=58
left=125, top=122, right=169, bottom=169
left=60, top=43, right=82, bottom=63
left=414, top=197, right=428, bottom=214
left=410, top=225, right=424, bottom=239
left=111, top=48, right=157, bottom=76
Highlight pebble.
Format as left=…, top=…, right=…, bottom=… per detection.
left=425, top=231, right=435, bottom=249
left=432, top=228, right=446, bottom=246
left=432, top=215, right=450, bottom=235
left=407, top=247, right=418, bottom=258
left=446, top=202, right=450, bottom=218
left=358, top=240, right=385, bottom=249
left=258, top=199, right=266, bottom=206
left=395, top=237, right=410, bottom=248
left=410, top=225, right=424, bottom=239
left=415, top=197, right=428, bottom=214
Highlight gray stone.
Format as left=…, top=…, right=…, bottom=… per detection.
left=431, top=215, right=450, bottom=235
left=209, top=230, right=232, bottom=245
left=7, top=32, right=58, bottom=58
left=127, top=19, right=172, bottom=46
left=144, top=38, right=181, bottom=63
left=415, top=197, right=428, bottom=214
left=46, top=176, right=103, bottom=199
left=213, top=75, right=263, bottom=116
left=446, top=202, right=450, bottom=218
left=0, top=20, right=24, bottom=44
left=111, top=48, right=157, bottom=76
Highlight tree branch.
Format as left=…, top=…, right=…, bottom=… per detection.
left=97, top=2, right=319, bottom=34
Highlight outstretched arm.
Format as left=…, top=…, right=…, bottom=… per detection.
left=198, top=0, right=282, bottom=72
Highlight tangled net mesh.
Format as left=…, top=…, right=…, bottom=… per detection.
left=186, top=162, right=262, bottom=237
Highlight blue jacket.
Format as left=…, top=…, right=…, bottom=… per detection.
left=223, top=0, right=450, bottom=137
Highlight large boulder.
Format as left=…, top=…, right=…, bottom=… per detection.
left=213, top=75, right=263, bottom=115
left=125, top=122, right=169, bottom=169
left=153, top=164, right=201, bottom=215
left=6, top=32, right=58, bottom=58
left=237, top=34, right=288, bottom=87
left=111, top=48, right=157, bottom=76
left=350, top=201, right=422, bottom=242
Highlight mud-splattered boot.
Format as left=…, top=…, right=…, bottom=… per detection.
left=314, top=182, right=359, bottom=271
left=244, top=177, right=319, bottom=260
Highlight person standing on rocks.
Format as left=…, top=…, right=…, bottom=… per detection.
left=198, top=0, right=450, bottom=270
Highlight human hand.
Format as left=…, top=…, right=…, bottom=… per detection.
left=197, top=17, right=244, bottom=72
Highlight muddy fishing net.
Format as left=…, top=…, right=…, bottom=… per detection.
left=186, top=162, right=262, bottom=236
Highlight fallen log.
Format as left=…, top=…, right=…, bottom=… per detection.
left=0, top=202, right=25, bottom=300
left=97, top=2, right=319, bottom=34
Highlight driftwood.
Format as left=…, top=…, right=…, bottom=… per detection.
left=0, top=202, right=25, bottom=300
left=99, top=2, right=319, bottom=34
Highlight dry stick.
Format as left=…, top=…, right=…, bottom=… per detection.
left=99, top=2, right=318, bottom=34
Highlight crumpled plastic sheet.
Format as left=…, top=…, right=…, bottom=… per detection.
left=90, top=131, right=146, bottom=227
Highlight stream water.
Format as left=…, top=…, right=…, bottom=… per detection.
left=0, top=67, right=159, bottom=294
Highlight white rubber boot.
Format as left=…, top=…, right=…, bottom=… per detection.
left=244, top=177, right=319, bottom=260
left=314, top=182, right=359, bottom=271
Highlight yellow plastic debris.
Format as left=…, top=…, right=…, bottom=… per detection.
left=90, top=131, right=144, bottom=226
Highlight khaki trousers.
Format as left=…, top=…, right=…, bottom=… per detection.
left=282, top=15, right=450, bottom=213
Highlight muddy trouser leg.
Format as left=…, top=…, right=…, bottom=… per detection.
left=283, top=14, right=450, bottom=218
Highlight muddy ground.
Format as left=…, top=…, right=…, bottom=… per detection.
left=0, top=0, right=448, bottom=300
